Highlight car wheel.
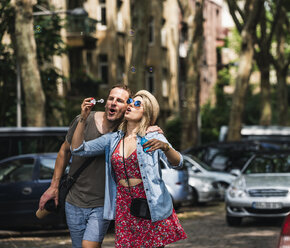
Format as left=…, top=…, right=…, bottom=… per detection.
left=226, top=215, right=242, bottom=226
left=191, top=187, right=198, bottom=206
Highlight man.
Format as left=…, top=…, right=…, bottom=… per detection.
left=39, top=85, right=131, bottom=248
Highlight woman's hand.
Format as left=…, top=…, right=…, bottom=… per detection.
left=142, top=138, right=170, bottom=152
left=80, top=97, right=95, bottom=121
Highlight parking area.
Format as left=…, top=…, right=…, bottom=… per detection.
left=0, top=202, right=283, bottom=248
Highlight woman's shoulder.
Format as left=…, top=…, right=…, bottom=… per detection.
left=145, top=131, right=163, bottom=139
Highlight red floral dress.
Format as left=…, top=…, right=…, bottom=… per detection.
left=111, top=141, right=187, bottom=248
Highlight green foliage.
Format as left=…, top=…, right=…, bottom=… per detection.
left=243, top=84, right=260, bottom=124
left=34, top=15, right=65, bottom=63
left=0, top=44, right=17, bottom=126
left=0, top=0, right=17, bottom=126
left=200, top=69, right=232, bottom=144
left=32, top=2, right=67, bottom=126
left=227, top=28, right=241, bottom=54
left=164, top=116, right=182, bottom=151
left=65, top=70, right=102, bottom=122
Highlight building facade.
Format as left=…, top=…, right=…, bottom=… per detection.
left=48, top=0, right=222, bottom=125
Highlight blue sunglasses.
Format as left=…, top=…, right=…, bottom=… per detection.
left=127, top=98, right=142, bottom=107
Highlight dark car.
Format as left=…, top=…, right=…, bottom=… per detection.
left=183, top=140, right=282, bottom=172
left=0, top=153, right=67, bottom=229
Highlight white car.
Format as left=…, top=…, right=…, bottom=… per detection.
left=225, top=151, right=290, bottom=226
left=183, top=154, right=236, bottom=203
left=160, top=158, right=192, bottom=209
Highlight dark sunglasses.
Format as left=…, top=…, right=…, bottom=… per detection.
left=127, top=98, right=142, bottom=107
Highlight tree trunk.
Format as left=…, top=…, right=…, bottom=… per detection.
left=227, top=39, right=253, bottom=141
left=227, top=0, right=264, bottom=141
left=259, top=63, right=271, bottom=125
left=273, top=1, right=289, bottom=125
left=277, top=68, right=288, bottom=125
left=13, top=0, right=46, bottom=126
left=128, top=0, right=151, bottom=92
left=181, top=0, right=204, bottom=150
left=255, top=5, right=273, bottom=126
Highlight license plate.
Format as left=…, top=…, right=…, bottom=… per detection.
left=252, top=202, right=282, bottom=209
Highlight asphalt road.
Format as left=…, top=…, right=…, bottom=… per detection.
left=0, top=202, right=283, bottom=248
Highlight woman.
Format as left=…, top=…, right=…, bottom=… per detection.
left=71, top=90, right=187, bottom=247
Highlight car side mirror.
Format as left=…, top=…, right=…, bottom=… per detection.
left=230, top=169, right=241, bottom=177
left=193, top=168, right=201, bottom=173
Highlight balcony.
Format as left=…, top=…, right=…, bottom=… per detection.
left=66, top=15, right=98, bottom=48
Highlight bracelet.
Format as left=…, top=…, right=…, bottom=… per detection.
left=79, top=117, right=86, bottom=123
left=163, top=143, right=170, bottom=152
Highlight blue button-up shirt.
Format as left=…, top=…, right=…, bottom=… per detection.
left=71, top=130, right=183, bottom=222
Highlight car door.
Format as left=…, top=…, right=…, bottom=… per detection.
left=0, top=156, right=39, bottom=226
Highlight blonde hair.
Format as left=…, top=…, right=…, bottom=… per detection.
left=119, top=91, right=159, bottom=136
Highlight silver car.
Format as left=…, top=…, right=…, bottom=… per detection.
left=183, top=154, right=236, bottom=202
left=160, top=158, right=192, bottom=209
left=225, top=151, right=290, bottom=226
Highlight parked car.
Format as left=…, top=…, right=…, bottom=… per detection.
left=183, top=154, right=236, bottom=202
left=225, top=151, right=290, bottom=226
left=160, top=158, right=192, bottom=209
left=0, top=152, right=190, bottom=229
left=183, top=140, right=282, bottom=172
left=186, top=172, right=220, bottom=205
left=0, top=127, right=68, bottom=161
left=277, top=213, right=290, bottom=248
left=0, top=153, right=68, bottom=228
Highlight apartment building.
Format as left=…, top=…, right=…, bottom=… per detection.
left=48, top=0, right=222, bottom=125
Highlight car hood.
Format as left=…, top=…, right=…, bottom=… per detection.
left=206, top=171, right=236, bottom=183
left=243, top=174, right=290, bottom=188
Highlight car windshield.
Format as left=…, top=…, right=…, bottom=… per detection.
left=244, top=154, right=290, bottom=174
left=186, top=154, right=214, bottom=171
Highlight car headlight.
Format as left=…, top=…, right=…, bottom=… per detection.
left=228, top=186, right=246, bottom=198
left=227, top=177, right=247, bottom=198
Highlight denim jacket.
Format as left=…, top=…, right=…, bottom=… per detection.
left=71, top=130, right=183, bottom=222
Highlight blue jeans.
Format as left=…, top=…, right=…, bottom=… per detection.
left=65, top=202, right=111, bottom=248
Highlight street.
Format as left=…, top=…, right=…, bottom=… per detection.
left=0, top=202, right=283, bottom=248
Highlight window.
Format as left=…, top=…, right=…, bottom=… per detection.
left=99, top=54, right=108, bottom=84
left=39, top=158, right=56, bottom=180
left=149, top=17, right=154, bottom=45
left=117, top=56, right=125, bottom=82
left=86, top=51, right=92, bottom=74
left=0, top=158, right=34, bottom=183
left=146, top=69, right=154, bottom=93
left=161, top=28, right=167, bottom=47
left=117, top=11, right=123, bottom=31
left=99, top=0, right=107, bottom=26
left=162, top=68, right=168, bottom=97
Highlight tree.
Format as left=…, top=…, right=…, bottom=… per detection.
left=180, top=0, right=204, bottom=150
left=254, top=1, right=281, bottom=125
left=128, top=0, right=151, bottom=92
left=12, top=0, right=46, bottom=126
left=0, top=0, right=17, bottom=126
left=33, top=0, right=66, bottom=126
left=226, top=0, right=264, bottom=141
left=272, top=0, right=290, bottom=125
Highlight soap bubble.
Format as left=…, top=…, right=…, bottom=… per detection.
left=34, top=25, right=42, bottom=34
left=129, top=29, right=135, bottom=36
left=131, top=66, right=136, bottom=73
